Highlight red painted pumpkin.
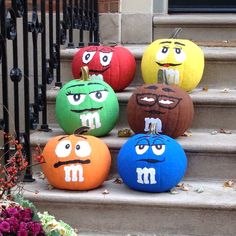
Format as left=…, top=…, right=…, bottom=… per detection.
left=71, top=45, right=136, bottom=92
left=127, top=84, right=194, bottom=138
left=41, top=128, right=111, bottom=190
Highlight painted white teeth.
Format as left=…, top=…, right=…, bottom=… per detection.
left=163, top=68, right=179, bottom=85
left=159, top=99, right=173, bottom=105
left=90, top=74, right=104, bottom=80
left=141, top=97, right=155, bottom=102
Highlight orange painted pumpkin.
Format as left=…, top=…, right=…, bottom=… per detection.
left=41, top=128, right=111, bottom=190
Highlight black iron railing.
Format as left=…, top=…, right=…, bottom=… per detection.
left=0, top=0, right=99, bottom=182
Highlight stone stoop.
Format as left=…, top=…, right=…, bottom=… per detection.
left=26, top=36, right=236, bottom=235
left=23, top=178, right=236, bottom=236
left=153, top=14, right=236, bottom=41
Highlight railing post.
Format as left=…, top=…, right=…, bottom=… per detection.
left=0, top=0, right=10, bottom=162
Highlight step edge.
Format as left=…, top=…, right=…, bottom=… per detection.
left=60, top=46, right=236, bottom=61
left=23, top=178, right=236, bottom=211
left=153, top=13, right=236, bottom=25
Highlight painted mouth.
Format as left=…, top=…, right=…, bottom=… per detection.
left=156, top=62, right=182, bottom=67
left=89, top=67, right=110, bottom=74
left=137, top=158, right=164, bottom=163
left=71, top=107, right=102, bottom=113
left=54, top=159, right=91, bottom=168
left=145, top=110, right=165, bottom=115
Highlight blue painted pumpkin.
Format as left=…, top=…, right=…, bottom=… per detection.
left=117, top=133, right=187, bottom=192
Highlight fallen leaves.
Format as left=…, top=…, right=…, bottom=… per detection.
left=223, top=180, right=234, bottom=188
left=182, top=131, right=192, bottom=137
left=211, top=128, right=232, bottom=135
left=113, top=178, right=123, bottom=184
left=102, top=189, right=109, bottom=195
left=117, top=128, right=133, bottom=137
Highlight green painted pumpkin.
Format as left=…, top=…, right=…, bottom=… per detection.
left=56, top=67, right=119, bottom=136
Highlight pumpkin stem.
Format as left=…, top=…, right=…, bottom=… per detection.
left=81, top=66, right=90, bottom=81
left=170, top=28, right=182, bottom=39
left=74, top=126, right=90, bottom=135
left=148, top=123, right=159, bottom=135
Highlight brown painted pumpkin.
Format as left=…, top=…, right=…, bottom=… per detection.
left=71, top=45, right=136, bottom=92
left=127, top=84, right=194, bottom=138
left=41, top=128, right=111, bottom=190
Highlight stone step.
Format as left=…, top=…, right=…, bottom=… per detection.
left=153, top=14, right=236, bottom=41
left=30, top=128, right=236, bottom=180
left=23, top=177, right=236, bottom=236
left=47, top=88, right=236, bottom=131
left=60, top=45, right=236, bottom=89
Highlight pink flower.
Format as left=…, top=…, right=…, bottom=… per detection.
left=0, top=220, right=11, bottom=232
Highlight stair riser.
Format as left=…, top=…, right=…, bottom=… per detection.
left=31, top=201, right=236, bottom=236
left=47, top=101, right=236, bottom=131
left=31, top=144, right=236, bottom=181
left=61, top=57, right=236, bottom=89
left=109, top=149, right=236, bottom=180
left=154, top=26, right=236, bottom=42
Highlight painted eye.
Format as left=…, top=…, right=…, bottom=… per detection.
left=135, top=145, right=149, bottom=155
left=82, top=51, right=96, bottom=64
left=89, top=90, right=108, bottom=102
left=156, top=46, right=169, bottom=61
left=99, top=52, right=113, bottom=66
left=55, top=140, right=72, bottom=158
left=67, top=94, right=86, bottom=105
left=152, top=144, right=165, bottom=155
left=174, top=48, right=186, bottom=63
left=75, top=141, right=91, bottom=157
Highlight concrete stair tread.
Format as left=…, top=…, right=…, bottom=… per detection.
left=31, top=128, right=236, bottom=154
left=47, top=87, right=236, bottom=106
left=153, top=13, right=236, bottom=25
left=60, top=44, right=236, bottom=61
left=24, top=177, right=236, bottom=210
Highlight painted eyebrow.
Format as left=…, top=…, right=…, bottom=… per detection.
left=159, top=41, right=171, bottom=44
left=174, top=42, right=185, bottom=46
left=99, top=48, right=113, bottom=53
left=135, top=136, right=150, bottom=141
left=74, top=135, right=87, bottom=139
left=66, top=84, right=85, bottom=89
left=58, top=136, right=69, bottom=141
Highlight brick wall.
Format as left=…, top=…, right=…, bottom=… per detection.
left=99, top=0, right=120, bottom=13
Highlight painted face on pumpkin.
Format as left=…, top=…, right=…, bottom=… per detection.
left=56, top=79, right=119, bottom=136
left=72, top=45, right=137, bottom=92
left=81, top=46, right=113, bottom=80
left=141, top=39, right=204, bottom=92
left=41, top=134, right=111, bottom=190
left=53, top=135, right=92, bottom=182
left=117, top=133, right=187, bottom=192
left=127, top=84, right=193, bottom=138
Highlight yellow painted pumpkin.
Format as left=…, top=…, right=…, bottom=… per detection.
left=41, top=128, right=111, bottom=190
left=141, top=39, right=204, bottom=92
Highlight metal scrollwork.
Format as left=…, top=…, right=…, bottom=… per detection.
left=28, top=11, right=43, bottom=35
left=6, top=9, right=17, bottom=40
left=29, top=104, right=38, bottom=130
left=10, top=67, right=22, bottom=82
left=12, top=0, right=24, bottom=17
left=60, top=21, right=67, bottom=45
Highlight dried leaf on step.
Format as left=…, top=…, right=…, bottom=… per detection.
left=117, top=128, right=132, bottom=137
left=102, top=189, right=109, bottom=195
left=169, top=188, right=179, bottom=194
left=113, top=178, right=123, bottom=184
left=182, top=131, right=192, bottom=137
left=177, top=183, right=189, bottom=191
left=202, top=86, right=208, bottom=92
left=195, top=186, right=204, bottom=193
left=36, top=171, right=45, bottom=180
left=47, top=184, right=54, bottom=190
left=211, top=130, right=218, bottom=135
left=224, top=180, right=234, bottom=188
left=219, top=128, right=232, bottom=134
left=221, top=88, right=230, bottom=93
